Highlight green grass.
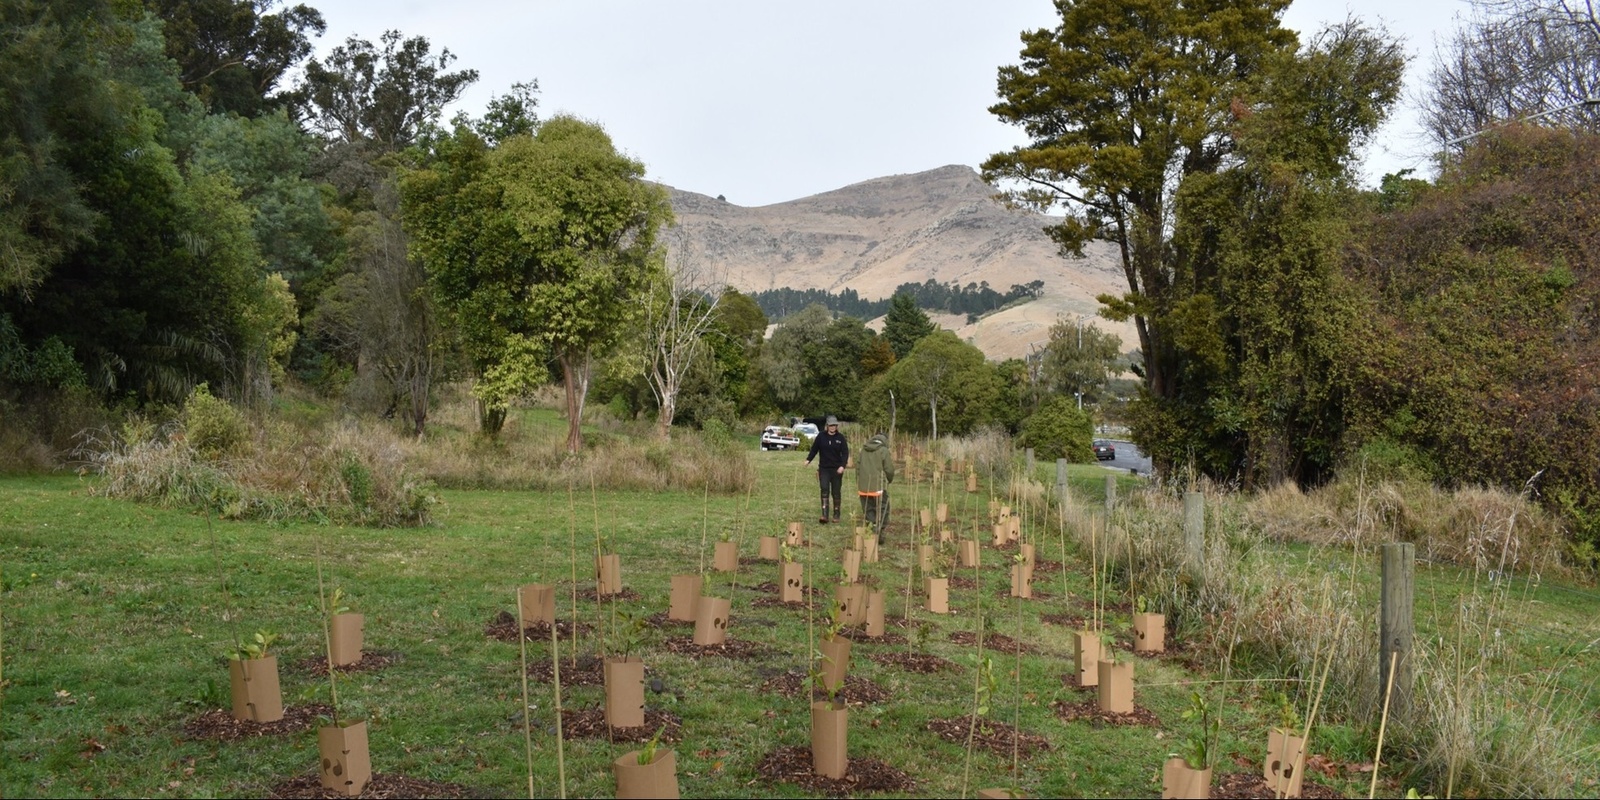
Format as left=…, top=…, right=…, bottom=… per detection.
left=1, top=455, right=1595, bottom=797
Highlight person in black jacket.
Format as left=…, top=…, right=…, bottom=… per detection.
left=804, top=415, right=849, bottom=523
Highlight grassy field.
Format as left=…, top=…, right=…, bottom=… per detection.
left=1, top=435, right=1596, bottom=798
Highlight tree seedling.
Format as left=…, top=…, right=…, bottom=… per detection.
left=638, top=725, right=667, bottom=765
left=232, top=630, right=279, bottom=660
left=1275, top=691, right=1303, bottom=733
left=1179, top=690, right=1219, bottom=770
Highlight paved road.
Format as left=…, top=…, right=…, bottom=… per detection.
left=1101, top=439, right=1152, bottom=476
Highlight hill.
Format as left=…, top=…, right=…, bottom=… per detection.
left=663, top=165, right=1135, bottom=360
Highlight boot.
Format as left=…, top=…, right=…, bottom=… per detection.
left=819, top=501, right=829, bottom=524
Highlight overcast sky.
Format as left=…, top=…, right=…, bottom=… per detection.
left=304, top=0, right=1473, bottom=207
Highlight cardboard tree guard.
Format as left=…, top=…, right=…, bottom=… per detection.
left=318, top=720, right=372, bottom=796
left=1073, top=631, right=1102, bottom=687
left=614, top=748, right=680, bottom=799
left=759, top=535, right=781, bottom=561
left=818, top=635, right=852, bottom=695
left=1264, top=727, right=1307, bottom=797
left=786, top=522, right=804, bottom=547
left=780, top=562, right=804, bottom=604
left=960, top=540, right=980, bottom=568
left=841, top=548, right=862, bottom=584
left=518, top=584, right=556, bottom=627
left=936, top=502, right=948, bottom=523
left=1161, top=756, right=1212, bottom=799
left=861, top=535, right=879, bottom=563
left=604, top=657, right=646, bottom=728
left=864, top=590, right=886, bottom=637
left=835, top=583, right=868, bottom=626
left=596, top=554, right=623, bottom=596
left=713, top=541, right=738, bottom=572
left=228, top=656, right=284, bottom=723
left=668, top=575, right=703, bottom=622
left=810, top=701, right=849, bottom=779
left=692, top=595, right=731, bottom=646
left=1133, top=612, right=1166, bottom=653
left=1096, top=659, right=1134, bottom=714
left=1009, top=562, right=1034, bottom=599
left=925, top=577, right=949, bottom=614
left=329, top=613, right=364, bottom=667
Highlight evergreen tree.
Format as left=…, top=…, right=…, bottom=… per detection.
left=883, top=292, right=935, bottom=359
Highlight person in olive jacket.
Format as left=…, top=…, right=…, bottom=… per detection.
left=805, top=416, right=849, bottom=523
left=855, top=431, right=894, bottom=541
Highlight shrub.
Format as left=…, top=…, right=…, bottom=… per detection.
left=1018, top=397, right=1093, bottom=462
left=181, top=384, right=251, bottom=461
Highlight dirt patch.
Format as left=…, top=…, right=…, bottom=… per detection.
left=483, top=611, right=591, bottom=644
left=1052, top=699, right=1160, bottom=727
left=926, top=716, right=1052, bottom=759
left=525, top=654, right=608, bottom=687
left=266, top=771, right=486, bottom=798
left=948, top=575, right=981, bottom=591
left=294, top=651, right=402, bottom=676
left=846, top=630, right=908, bottom=645
left=948, top=630, right=1036, bottom=655
left=661, top=636, right=770, bottom=660
left=1032, top=559, right=1065, bottom=575
left=183, top=704, right=332, bottom=741
left=560, top=707, right=683, bottom=743
left=1209, top=771, right=1346, bottom=799
left=739, top=556, right=771, bottom=566
left=750, top=581, right=826, bottom=599
left=575, top=587, right=643, bottom=602
left=1060, top=673, right=1097, bottom=693
left=992, top=587, right=1054, bottom=601
left=754, top=745, right=916, bottom=797
left=751, top=596, right=814, bottom=611
left=1040, top=613, right=1090, bottom=629
left=761, top=670, right=891, bottom=706
left=868, top=651, right=959, bottom=674
left=642, top=611, right=694, bottom=629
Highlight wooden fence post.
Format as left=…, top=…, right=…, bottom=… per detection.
left=1182, top=491, right=1205, bottom=581
left=1380, top=542, right=1414, bottom=718
left=1025, top=447, right=1035, bottom=477
left=1055, top=458, right=1069, bottom=506
left=1104, top=474, right=1117, bottom=516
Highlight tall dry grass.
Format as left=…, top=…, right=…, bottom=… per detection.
left=1065, top=475, right=1588, bottom=797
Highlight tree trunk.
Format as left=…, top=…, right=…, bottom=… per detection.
left=929, top=397, right=938, bottom=441
left=560, top=349, right=591, bottom=453
left=656, top=391, right=676, bottom=439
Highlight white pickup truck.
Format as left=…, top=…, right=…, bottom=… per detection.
left=760, top=426, right=802, bottom=450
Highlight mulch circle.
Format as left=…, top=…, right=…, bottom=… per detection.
left=1040, top=612, right=1090, bottom=629
left=483, top=611, right=592, bottom=643
left=761, top=670, right=891, bottom=706
left=560, top=706, right=683, bottom=743
left=575, top=587, right=644, bottom=602
left=868, top=651, right=959, bottom=674
left=948, top=630, right=1036, bottom=655
left=948, top=575, right=980, bottom=591
left=643, top=611, right=695, bottom=629
left=1209, top=772, right=1346, bottom=799
left=926, top=716, right=1052, bottom=759
left=294, top=651, right=403, bottom=676
left=1051, top=699, right=1160, bottom=727
left=750, top=581, right=827, bottom=598
left=266, top=771, right=485, bottom=799
left=739, top=556, right=773, bottom=566
left=751, top=596, right=813, bottom=611
left=661, top=635, right=770, bottom=660
left=754, top=745, right=916, bottom=797
left=1060, top=673, right=1097, bottom=693
left=1032, top=559, right=1065, bottom=575
left=993, top=587, right=1054, bottom=601
left=184, top=703, right=332, bottom=741
left=525, top=654, right=608, bottom=687
left=846, top=629, right=908, bottom=645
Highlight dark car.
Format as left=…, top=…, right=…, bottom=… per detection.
left=1092, top=440, right=1116, bottom=461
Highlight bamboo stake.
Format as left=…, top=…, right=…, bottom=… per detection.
left=313, top=532, right=339, bottom=724
left=698, top=481, right=710, bottom=577
left=567, top=480, right=578, bottom=669
left=517, top=590, right=535, bottom=799
left=552, top=612, right=567, bottom=799
left=1369, top=652, right=1400, bottom=799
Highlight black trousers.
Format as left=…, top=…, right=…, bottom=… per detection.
left=818, top=469, right=842, bottom=519
left=860, top=490, right=889, bottom=534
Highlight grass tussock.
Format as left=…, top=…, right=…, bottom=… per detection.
left=1244, top=476, right=1569, bottom=575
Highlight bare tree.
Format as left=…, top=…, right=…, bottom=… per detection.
left=643, top=243, right=725, bottom=437
left=1424, top=0, right=1600, bottom=147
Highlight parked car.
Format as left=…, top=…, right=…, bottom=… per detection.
left=761, top=426, right=802, bottom=451
left=1092, top=440, right=1116, bottom=461
left=791, top=422, right=819, bottom=438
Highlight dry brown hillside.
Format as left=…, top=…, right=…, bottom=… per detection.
left=662, top=165, right=1136, bottom=360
